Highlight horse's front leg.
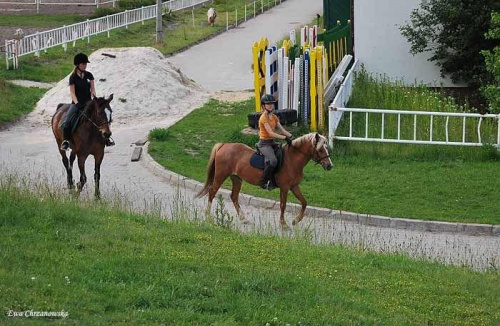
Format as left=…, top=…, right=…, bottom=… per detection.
left=94, top=151, right=104, bottom=200
left=68, top=152, right=76, bottom=189
left=279, top=188, right=290, bottom=230
left=291, top=185, right=307, bottom=226
left=59, top=149, right=74, bottom=190
left=76, top=154, right=88, bottom=194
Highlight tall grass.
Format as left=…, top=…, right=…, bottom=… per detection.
left=337, top=68, right=500, bottom=159
left=1, top=174, right=499, bottom=324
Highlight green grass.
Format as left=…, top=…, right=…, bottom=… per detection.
left=0, top=79, right=47, bottom=125
left=1, top=180, right=499, bottom=324
left=0, top=14, right=87, bottom=28
left=149, top=98, right=500, bottom=225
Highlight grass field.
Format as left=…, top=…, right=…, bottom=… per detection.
left=148, top=98, right=500, bottom=225
left=1, top=179, right=499, bottom=324
left=0, top=79, right=47, bottom=125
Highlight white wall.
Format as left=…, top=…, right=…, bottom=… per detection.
left=354, top=0, right=462, bottom=87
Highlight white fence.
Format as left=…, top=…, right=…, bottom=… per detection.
left=4, top=0, right=211, bottom=69
left=328, top=59, right=500, bottom=148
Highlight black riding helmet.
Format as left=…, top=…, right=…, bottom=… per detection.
left=261, top=94, right=277, bottom=104
left=74, top=53, right=90, bottom=66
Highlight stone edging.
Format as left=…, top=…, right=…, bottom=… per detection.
left=140, top=142, right=499, bottom=237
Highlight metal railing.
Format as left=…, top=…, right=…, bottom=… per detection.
left=328, top=59, right=500, bottom=148
left=332, top=108, right=500, bottom=147
left=4, top=0, right=211, bottom=69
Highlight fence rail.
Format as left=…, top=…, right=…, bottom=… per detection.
left=4, top=0, right=211, bottom=69
left=328, top=59, right=500, bottom=148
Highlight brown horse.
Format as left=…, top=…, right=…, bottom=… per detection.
left=196, top=133, right=333, bottom=229
left=51, top=95, right=114, bottom=198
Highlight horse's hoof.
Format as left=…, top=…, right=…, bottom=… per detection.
left=281, top=223, right=291, bottom=231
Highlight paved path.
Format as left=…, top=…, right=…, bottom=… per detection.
left=168, top=0, right=323, bottom=91
left=1, top=0, right=499, bottom=270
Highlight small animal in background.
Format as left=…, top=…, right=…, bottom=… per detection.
left=207, top=8, right=217, bottom=27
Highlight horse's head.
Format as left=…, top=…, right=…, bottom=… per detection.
left=86, top=94, right=113, bottom=139
left=312, top=133, right=333, bottom=170
left=293, top=133, right=332, bottom=170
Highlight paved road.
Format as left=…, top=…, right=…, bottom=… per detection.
left=1, top=0, right=498, bottom=270
left=168, top=0, right=323, bottom=91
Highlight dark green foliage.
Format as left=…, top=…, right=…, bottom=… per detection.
left=400, top=0, right=500, bottom=109
left=90, top=7, right=123, bottom=19
left=482, top=12, right=500, bottom=113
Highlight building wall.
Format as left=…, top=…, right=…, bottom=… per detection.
left=354, top=0, right=462, bottom=87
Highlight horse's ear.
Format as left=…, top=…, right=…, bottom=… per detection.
left=315, top=133, right=319, bottom=143
left=107, top=93, right=114, bottom=102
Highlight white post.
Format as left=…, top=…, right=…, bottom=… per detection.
left=253, top=1, right=256, bottom=17
left=113, top=0, right=115, bottom=9
left=63, top=26, right=68, bottom=52
left=35, top=32, right=40, bottom=57
left=226, top=12, right=228, bottom=30
left=95, top=0, right=99, bottom=9
left=36, top=0, right=39, bottom=14
left=192, top=7, right=195, bottom=28
left=235, top=9, right=237, bottom=27
left=261, top=0, right=263, bottom=13
left=107, top=15, right=110, bottom=37
left=86, top=19, right=90, bottom=43
left=5, top=40, right=9, bottom=70
left=142, top=7, right=145, bottom=25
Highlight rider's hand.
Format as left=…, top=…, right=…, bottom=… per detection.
left=285, top=135, right=294, bottom=146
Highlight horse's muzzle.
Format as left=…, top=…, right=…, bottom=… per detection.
left=101, top=129, right=112, bottom=138
left=323, top=162, right=333, bottom=171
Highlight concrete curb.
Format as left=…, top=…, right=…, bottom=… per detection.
left=140, top=142, right=499, bottom=237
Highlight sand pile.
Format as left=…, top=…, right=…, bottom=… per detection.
left=32, top=47, right=205, bottom=127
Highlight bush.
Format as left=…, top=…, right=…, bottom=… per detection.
left=90, top=8, right=122, bottom=19
left=118, top=0, right=156, bottom=10
left=149, top=128, right=170, bottom=142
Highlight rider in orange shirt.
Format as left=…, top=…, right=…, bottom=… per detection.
left=258, top=94, right=293, bottom=190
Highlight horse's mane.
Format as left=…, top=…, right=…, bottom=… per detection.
left=291, top=133, right=326, bottom=150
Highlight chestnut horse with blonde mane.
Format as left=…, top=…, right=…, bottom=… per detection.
left=196, top=133, right=333, bottom=229
left=51, top=95, right=113, bottom=198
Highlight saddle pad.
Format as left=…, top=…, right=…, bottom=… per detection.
left=250, top=153, right=265, bottom=170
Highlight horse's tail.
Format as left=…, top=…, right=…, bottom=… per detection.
left=196, top=143, right=224, bottom=198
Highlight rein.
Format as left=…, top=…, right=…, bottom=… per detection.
left=80, top=104, right=109, bottom=130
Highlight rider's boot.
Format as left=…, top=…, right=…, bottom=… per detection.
left=60, top=125, right=71, bottom=151
left=260, top=163, right=276, bottom=191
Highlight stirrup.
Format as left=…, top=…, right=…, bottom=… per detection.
left=105, top=137, right=115, bottom=147
left=264, top=180, right=276, bottom=191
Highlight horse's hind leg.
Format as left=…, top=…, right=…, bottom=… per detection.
left=76, top=154, right=88, bottom=194
left=68, top=152, right=76, bottom=189
left=59, top=149, right=74, bottom=190
left=206, top=172, right=227, bottom=217
left=230, top=175, right=249, bottom=223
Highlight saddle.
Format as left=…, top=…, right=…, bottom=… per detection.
left=250, top=143, right=284, bottom=171
left=58, top=103, right=84, bottom=137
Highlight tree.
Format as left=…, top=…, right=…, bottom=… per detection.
left=400, top=0, right=500, bottom=108
left=482, top=12, right=500, bottom=113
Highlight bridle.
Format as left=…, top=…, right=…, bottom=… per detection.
left=289, top=140, right=330, bottom=165
left=81, top=102, right=110, bottom=130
